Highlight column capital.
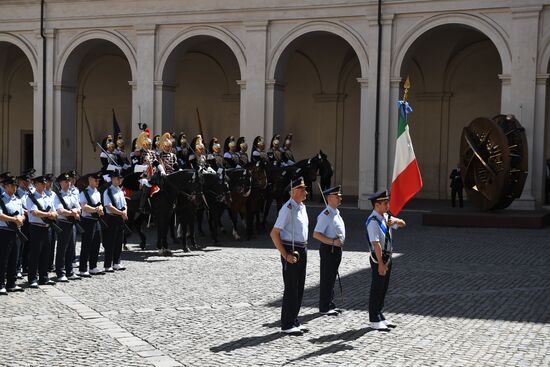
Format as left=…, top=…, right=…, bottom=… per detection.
left=135, top=24, right=157, bottom=36
left=53, top=82, right=76, bottom=92
left=536, top=74, right=549, bottom=85
left=29, top=82, right=38, bottom=91
left=367, top=13, right=394, bottom=26
left=511, top=6, right=542, bottom=19
left=128, top=80, right=138, bottom=90
left=244, top=21, right=268, bottom=32
left=498, top=74, right=512, bottom=86
left=236, top=80, right=247, bottom=90
left=266, top=79, right=285, bottom=91
left=34, top=28, right=55, bottom=39
left=356, top=77, right=369, bottom=87
left=154, top=80, right=177, bottom=91
left=390, top=77, right=402, bottom=88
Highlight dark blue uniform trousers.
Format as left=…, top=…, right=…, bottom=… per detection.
left=28, top=224, right=52, bottom=283
left=79, top=217, right=102, bottom=272
left=319, top=243, right=342, bottom=312
left=55, top=221, right=76, bottom=277
left=369, top=256, right=392, bottom=323
left=0, top=229, right=18, bottom=288
left=280, top=245, right=307, bottom=330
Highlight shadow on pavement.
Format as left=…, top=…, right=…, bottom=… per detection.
left=209, top=331, right=286, bottom=353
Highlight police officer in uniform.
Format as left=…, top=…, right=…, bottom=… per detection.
left=270, top=177, right=309, bottom=336
left=313, top=185, right=345, bottom=316
left=53, top=173, right=82, bottom=282
left=0, top=175, right=26, bottom=294
left=103, top=171, right=128, bottom=272
left=79, top=172, right=105, bottom=276
left=66, top=170, right=81, bottom=268
left=365, top=190, right=406, bottom=330
left=15, top=171, right=33, bottom=278
left=26, top=175, right=57, bottom=288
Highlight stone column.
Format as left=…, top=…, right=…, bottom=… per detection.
left=357, top=77, right=374, bottom=209
left=36, top=29, right=55, bottom=175
left=507, top=6, right=541, bottom=209
left=154, top=80, right=177, bottom=134
left=1, top=93, right=10, bottom=169
left=499, top=74, right=512, bottom=109
left=135, top=25, right=156, bottom=137
left=533, top=74, right=549, bottom=207
left=242, top=21, right=268, bottom=145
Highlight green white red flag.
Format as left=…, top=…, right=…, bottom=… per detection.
left=389, top=101, right=423, bottom=215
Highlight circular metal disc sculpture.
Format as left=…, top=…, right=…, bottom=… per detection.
left=459, top=114, right=528, bottom=210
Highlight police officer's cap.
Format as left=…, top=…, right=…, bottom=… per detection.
left=368, top=190, right=390, bottom=204
left=56, top=173, right=70, bottom=182
left=32, top=175, right=48, bottom=184
left=1, top=175, right=17, bottom=185
left=108, top=170, right=122, bottom=179
left=287, top=176, right=306, bottom=191
left=66, top=170, right=78, bottom=178
left=44, top=174, right=54, bottom=182
left=323, top=185, right=342, bottom=196
left=22, top=168, right=36, bottom=176
left=0, top=171, right=11, bottom=179
left=17, top=173, right=31, bottom=181
left=86, top=171, right=103, bottom=180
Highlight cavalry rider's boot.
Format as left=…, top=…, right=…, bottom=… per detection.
left=139, top=187, right=151, bottom=214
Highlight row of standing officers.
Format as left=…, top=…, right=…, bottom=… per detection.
left=0, top=169, right=128, bottom=294
left=270, top=178, right=406, bottom=335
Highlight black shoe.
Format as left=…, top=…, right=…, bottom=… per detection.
left=183, top=245, right=191, bottom=253
left=282, top=327, right=303, bottom=336
left=28, top=281, right=39, bottom=289
left=6, top=285, right=24, bottom=292
left=39, top=279, right=56, bottom=286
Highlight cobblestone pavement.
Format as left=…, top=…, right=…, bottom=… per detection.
left=1, top=204, right=549, bottom=366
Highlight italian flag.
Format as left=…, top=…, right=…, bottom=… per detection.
left=390, top=101, right=423, bottom=215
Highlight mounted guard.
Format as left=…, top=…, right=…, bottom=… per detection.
left=251, top=136, right=268, bottom=163
left=207, top=137, right=224, bottom=171
left=237, top=136, right=249, bottom=166
left=267, top=134, right=283, bottom=164
left=158, top=133, right=179, bottom=175
left=223, top=136, right=239, bottom=168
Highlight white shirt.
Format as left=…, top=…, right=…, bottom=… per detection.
left=103, top=185, right=127, bottom=215
left=0, top=193, right=23, bottom=230
left=366, top=210, right=399, bottom=252
left=274, top=198, right=309, bottom=244
left=314, top=205, right=345, bottom=242
left=79, top=186, right=102, bottom=219
left=54, top=188, right=81, bottom=222
left=27, top=191, right=55, bottom=225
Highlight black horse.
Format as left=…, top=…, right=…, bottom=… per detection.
left=171, top=170, right=202, bottom=252
left=246, top=159, right=268, bottom=236
left=199, top=170, right=230, bottom=244
left=150, top=170, right=198, bottom=255
left=121, top=172, right=148, bottom=250
left=224, top=167, right=252, bottom=240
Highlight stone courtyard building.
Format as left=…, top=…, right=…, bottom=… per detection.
left=1, top=0, right=549, bottom=208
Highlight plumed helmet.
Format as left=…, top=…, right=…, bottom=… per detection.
left=284, top=133, right=293, bottom=148
left=136, top=132, right=152, bottom=150
left=252, top=136, right=264, bottom=151
left=191, top=135, right=205, bottom=153
left=178, top=133, right=188, bottom=147
left=237, top=137, right=247, bottom=152
left=102, top=135, right=115, bottom=151
left=224, top=136, right=236, bottom=152
left=160, top=132, right=173, bottom=150
left=153, top=135, right=161, bottom=149
left=270, top=134, right=281, bottom=149
left=209, top=137, right=221, bottom=153
left=116, top=133, right=125, bottom=149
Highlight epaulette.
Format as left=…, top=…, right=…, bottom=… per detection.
left=287, top=203, right=292, bottom=209
left=324, top=209, right=330, bottom=215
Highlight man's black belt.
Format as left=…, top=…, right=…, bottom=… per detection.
left=282, top=240, right=307, bottom=248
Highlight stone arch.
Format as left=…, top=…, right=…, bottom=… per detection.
left=267, top=21, right=369, bottom=80
left=55, top=29, right=136, bottom=83
left=0, top=33, right=38, bottom=81
left=392, top=13, right=512, bottom=78
left=156, top=26, right=246, bottom=81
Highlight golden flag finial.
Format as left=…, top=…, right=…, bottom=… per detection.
left=403, top=76, right=411, bottom=102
